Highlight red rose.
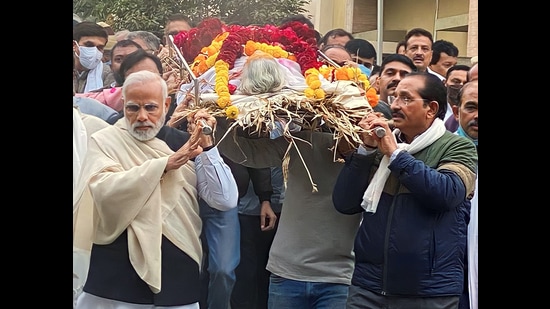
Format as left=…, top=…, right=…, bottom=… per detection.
left=228, top=84, right=237, bottom=94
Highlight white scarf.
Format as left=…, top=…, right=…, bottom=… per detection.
left=84, top=61, right=104, bottom=92
left=361, top=118, right=446, bottom=213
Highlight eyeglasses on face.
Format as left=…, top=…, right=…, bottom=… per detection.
left=388, top=95, right=429, bottom=106
left=125, top=103, right=160, bottom=114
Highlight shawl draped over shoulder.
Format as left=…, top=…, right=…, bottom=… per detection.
left=73, top=121, right=202, bottom=294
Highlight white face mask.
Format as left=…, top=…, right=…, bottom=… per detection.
left=74, top=41, right=103, bottom=70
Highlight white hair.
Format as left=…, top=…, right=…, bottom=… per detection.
left=237, top=52, right=286, bottom=95
left=122, top=70, right=168, bottom=141
left=122, top=70, right=168, bottom=99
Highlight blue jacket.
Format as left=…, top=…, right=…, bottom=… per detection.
left=332, top=131, right=477, bottom=297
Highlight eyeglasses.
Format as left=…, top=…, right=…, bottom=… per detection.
left=125, top=103, right=160, bottom=114
left=388, top=95, right=429, bottom=106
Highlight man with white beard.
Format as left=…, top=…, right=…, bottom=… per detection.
left=73, top=70, right=238, bottom=309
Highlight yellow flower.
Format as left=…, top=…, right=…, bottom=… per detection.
left=308, top=79, right=321, bottom=89
left=304, top=68, right=319, bottom=76
left=318, top=65, right=332, bottom=79
left=191, top=32, right=229, bottom=77
left=205, top=51, right=220, bottom=67
left=225, top=105, right=239, bottom=119
left=244, top=41, right=289, bottom=59
left=214, top=60, right=231, bottom=108
left=314, top=88, right=326, bottom=99
left=217, top=96, right=230, bottom=109
left=304, top=88, right=315, bottom=98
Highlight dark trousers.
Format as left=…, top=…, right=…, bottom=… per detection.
left=230, top=213, right=279, bottom=309
left=347, top=285, right=459, bottom=309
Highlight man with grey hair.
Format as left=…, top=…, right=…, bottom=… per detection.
left=73, top=70, right=239, bottom=309
left=126, top=30, right=161, bottom=54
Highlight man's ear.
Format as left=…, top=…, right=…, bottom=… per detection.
left=427, top=101, right=439, bottom=118
left=165, top=97, right=171, bottom=110
left=73, top=40, right=80, bottom=54
left=452, top=104, right=459, bottom=121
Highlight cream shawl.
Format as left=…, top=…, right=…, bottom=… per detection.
left=361, top=118, right=446, bottom=213
left=73, top=121, right=203, bottom=294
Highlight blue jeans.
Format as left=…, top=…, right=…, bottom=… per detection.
left=199, top=200, right=240, bottom=309
left=268, top=274, right=349, bottom=309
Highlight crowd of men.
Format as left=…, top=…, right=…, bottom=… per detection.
left=73, top=13, right=478, bottom=309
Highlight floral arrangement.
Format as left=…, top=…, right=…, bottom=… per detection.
left=173, top=18, right=323, bottom=112
left=304, top=65, right=378, bottom=107
left=173, top=18, right=378, bottom=113
left=174, top=18, right=321, bottom=72
left=171, top=18, right=378, bottom=152
left=168, top=19, right=379, bottom=191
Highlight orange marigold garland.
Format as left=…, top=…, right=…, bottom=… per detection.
left=225, top=105, right=239, bottom=119
left=308, top=64, right=378, bottom=107
left=304, top=67, right=325, bottom=100
left=190, top=32, right=229, bottom=76
left=214, top=60, right=231, bottom=108
left=173, top=18, right=379, bottom=111
left=175, top=17, right=322, bottom=110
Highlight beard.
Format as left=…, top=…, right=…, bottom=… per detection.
left=125, top=112, right=166, bottom=141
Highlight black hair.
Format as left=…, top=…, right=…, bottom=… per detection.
left=395, top=40, right=406, bottom=53
left=404, top=28, right=433, bottom=48
left=166, top=13, right=195, bottom=28
left=370, top=64, right=381, bottom=76
left=445, top=64, right=470, bottom=80
left=110, top=39, right=143, bottom=60
left=344, top=38, right=376, bottom=59
left=73, top=21, right=108, bottom=42
left=279, top=14, right=314, bottom=29
left=430, top=40, right=459, bottom=65
left=119, top=49, right=164, bottom=83
left=456, top=80, right=478, bottom=107
left=406, top=72, right=447, bottom=120
left=318, top=28, right=354, bottom=47
left=313, top=30, right=322, bottom=44
left=379, top=54, right=417, bottom=75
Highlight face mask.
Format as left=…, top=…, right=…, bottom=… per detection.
left=75, top=41, right=103, bottom=70
left=358, top=64, right=372, bottom=77
left=113, top=70, right=125, bottom=86
left=446, top=84, right=462, bottom=105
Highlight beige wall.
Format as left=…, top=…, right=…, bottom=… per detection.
left=306, top=0, right=477, bottom=60
left=467, top=0, right=478, bottom=58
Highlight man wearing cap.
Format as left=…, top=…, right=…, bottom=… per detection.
left=97, top=22, right=116, bottom=65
